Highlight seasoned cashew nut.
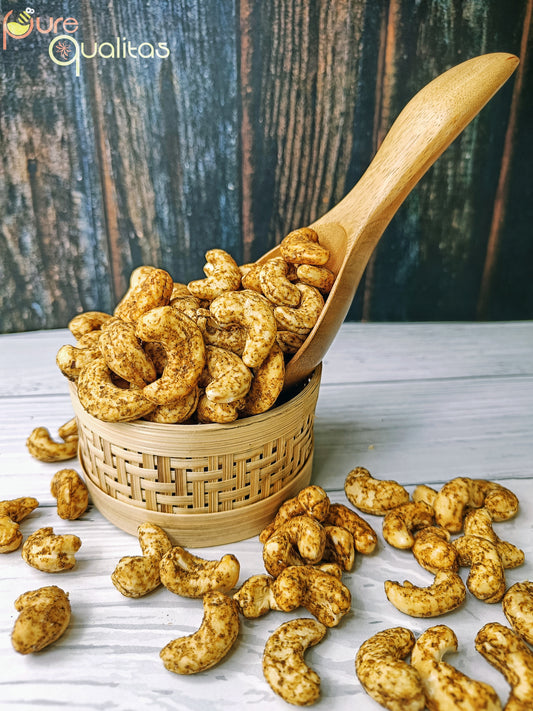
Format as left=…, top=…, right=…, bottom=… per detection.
left=160, top=591, right=240, bottom=674
left=272, top=565, right=351, bottom=627
left=324, top=502, right=378, bottom=555
left=196, top=313, right=246, bottom=354
left=262, top=514, right=326, bottom=577
left=452, top=535, right=506, bottom=603
left=99, top=317, right=157, bottom=388
left=68, top=310, right=112, bottom=340
left=412, top=483, right=438, bottom=507
left=259, top=485, right=330, bottom=544
left=274, top=283, right=324, bottom=334
left=242, top=343, right=285, bottom=415
left=382, top=501, right=434, bottom=550
left=143, top=386, right=199, bottom=423
left=170, top=294, right=203, bottom=320
left=135, top=306, right=206, bottom=405
left=0, top=516, right=24, bottom=553
left=114, top=267, right=173, bottom=322
left=201, top=345, right=252, bottom=404
left=280, top=227, right=330, bottom=266
left=262, top=618, right=327, bottom=706
left=412, top=526, right=458, bottom=574
left=196, top=392, right=243, bottom=423
left=0, top=496, right=39, bottom=552
left=322, top=525, right=355, bottom=571
left=56, top=342, right=101, bottom=381
left=259, top=257, right=301, bottom=306
left=187, top=248, right=241, bottom=300
left=50, top=469, right=89, bottom=520
left=355, top=627, right=425, bottom=711
left=26, top=425, right=78, bottom=462
left=57, top=417, right=78, bottom=442
left=344, top=467, right=410, bottom=515
left=233, top=574, right=278, bottom=618
left=159, top=546, right=240, bottom=598
left=412, top=624, right=501, bottom=711
left=77, top=358, right=154, bottom=422
left=476, top=621, right=533, bottom=711
left=384, top=570, right=467, bottom=617
left=502, top=582, right=533, bottom=645
left=276, top=329, right=306, bottom=354
left=11, top=586, right=71, bottom=655
left=296, top=263, right=335, bottom=293
left=22, top=527, right=81, bottom=572
left=111, top=522, right=172, bottom=598
left=240, top=262, right=263, bottom=291
left=210, top=289, right=277, bottom=368
left=463, top=508, right=524, bottom=569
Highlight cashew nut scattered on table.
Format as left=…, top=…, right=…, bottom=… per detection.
left=201, top=345, right=252, bottom=404
left=26, top=424, right=78, bottom=462
left=259, top=257, right=301, bottom=306
left=159, top=546, right=240, bottom=598
left=11, top=585, right=71, bottom=655
left=262, top=618, right=327, bottom=706
left=241, top=342, right=285, bottom=415
left=187, top=248, right=242, bottom=300
left=50, top=469, right=89, bottom=520
left=274, top=283, right=324, bottom=335
left=384, top=570, right=467, bottom=617
left=0, top=497, right=39, bottom=553
left=463, top=508, right=524, bottom=569
left=22, top=527, right=81, bottom=572
left=279, top=227, right=330, bottom=266
left=344, top=466, right=410, bottom=515
left=502, top=581, right=533, bottom=645
left=68, top=310, right=112, bottom=340
left=160, top=590, right=240, bottom=675
left=382, top=501, right=434, bottom=550
left=324, top=502, right=378, bottom=555
left=259, top=485, right=331, bottom=544
left=475, top=621, right=533, bottom=711
left=233, top=574, right=279, bottom=618
left=322, top=524, right=355, bottom=571
left=355, top=626, right=425, bottom=711
left=452, top=535, right=506, bottom=603
left=98, top=317, right=157, bottom=388
left=412, top=526, right=458, bottom=574
left=114, top=267, right=173, bottom=323
left=262, top=514, right=326, bottom=577
left=412, top=484, right=438, bottom=507
left=111, top=522, right=172, bottom=598
left=412, top=624, right=502, bottom=711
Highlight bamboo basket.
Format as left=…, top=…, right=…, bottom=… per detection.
left=69, top=365, right=321, bottom=547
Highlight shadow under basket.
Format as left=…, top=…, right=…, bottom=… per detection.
left=69, top=365, right=321, bottom=547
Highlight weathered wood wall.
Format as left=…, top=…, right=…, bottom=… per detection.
left=0, top=0, right=531, bottom=333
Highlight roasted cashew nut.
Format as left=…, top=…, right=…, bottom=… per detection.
left=412, top=483, right=438, bottom=507
left=259, top=257, right=301, bottom=306
left=187, top=248, right=241, bottom=300
left=276, top=329, right=306, bottom=354
left=77, top=358, right=154, bottom=422
left=50, top=469, right=89, bottom=520
left=239, top=262, right=263, bottom=292
left=412, top=526, right=458, bottom=574
left=502, top=581, right=533, bottom=645
left=322, top=524, right=355, bottom=571
left=196, top=313, right=246, bottom=354
left=453, top=535, right=506, bottom=603
left=262, top=618, right=327, bottom=706
left=463, top=508, right=524, bottom=569
left=0, top=497, right=39, bottom=553
left=135, top=306, right=206, bottom=405
left=111, top=522, right=172, bottom=598
left=324, top=502, right=378, bottom=555
left=382, top=501, right=434, bottom=550
left=296, top=263, right=335, bottom=293
left=201, top=345, right=252, bottom=404
left=160, top=591, right=240, bottom=674
left=384, top=570, right=466, bottom=617
left=355, top=627, right=425, bottom=711
left=241, top=342, right=285, bottom=416
left=279, top=227, right=330, bottom=266
left=99, top=317, right=157, bottom=387
left=68, top=310, right=112, bottom=340
left=233, top=574, right=278, bottom=618
left=26, top=425, right=78, bottom=462
left=262, top=514, right=326, bottom=577
left=412, top=624, right=501, bottom=711
left=11, top=586, right=71, bottom=655
left=196, top=392, right=244, bottom=423
left=22, top=527, right=81, bottom=572
left=274, top=283, right=324, bottom=334
left=344, top=467, right=410, bottom=515
left=475, top=621, right=533, bottom=711
left=259, top=485, right=330, bottom=544
left=114, top=267, right=173, bottom=322
left=210, top=289, right=277, bottom=368
left=143, top=386, right=199, bottom=423
left=56, top=342, right=102, bottom=381
left=159, top=546, right=240, bottom=598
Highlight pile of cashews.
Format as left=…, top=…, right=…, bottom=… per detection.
left=55, top=227, right=335, bottom=424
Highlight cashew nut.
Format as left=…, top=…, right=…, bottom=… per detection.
left=99, top=317, right=157, bottom=388
left=412, top=624, right=501, bottom=711
left=274, top=283, right=324, bottom=334
left=280, top=227, right=330, bottom=266
left=382, top=501, right=434, bottom=549
left=26, top=424, right=78, bottom=462
left=296, top=263, right=335, bottom=293
left=111, top=522, right=172, bottom=598
left=355, top=627, right=425, bottom=711
left=160, top=590, right=240, bottom=674
left=241, top=342, right=285, bottom=416
left=384, top=570, right=466, bottom=617
left=344, top=467, right=410, bottom=515
left=412, top=483, right=438, bottom=507
left=22, top=527, right=81, bottom=572
left=0, top=497, right=38, bottom=553
left=196, top=313, right=246, bottom=354
left=159, top=546, right=240, bottom=598
left=114, top=267, right=173, bottom=322
left=259, top=257, right=301, bottom=306
left=324, top=502, right=378, bottom=555
left=453, top=535, right=506, bottom=603
left=143, top=386, right=199, bottom=423
left=262, top=514, right=326, bottom=577
left=50, top=469, right=89, bottom=520
left=187, top=249, right=241, bottom=300
left=262, top=618, right=327, bottom=706
left=322, top=524, right=355, bottom=571
left=56, top=342, right=102, bottom=381
left=502, top=582, right=533, bottom=646
left=196, top=392, right=243, bottom=423
left=476, top=621, right=533, bottom=711
left=259, top=485, right=330, bottom=544
left=210, top=289, right=277, bottom=368
left=412, top=526, right=458, bottom=574
left=233, top=574, right=278, bottom=618
left=463, top=508, right=524, bottom=569
left=201, top=345, right=252, bottom=404
left=276, top=329, right=306, bottom=354
left=68, top=310, right=111, bottom=340
left=77, top=357, right=155, bottom=422
left=0, top=517, right=24, bottom=553
left=11, top=586, right=71, bottom=655
left=135, top=306, right=206, bottom=405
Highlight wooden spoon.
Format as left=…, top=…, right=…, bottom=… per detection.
left=258, top=52, right=519, bottom=390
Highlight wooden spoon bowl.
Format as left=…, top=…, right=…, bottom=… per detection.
left=259, top=53, right=519, bottom=390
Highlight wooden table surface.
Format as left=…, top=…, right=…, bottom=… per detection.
left=2, top=322, right=532, bottom=710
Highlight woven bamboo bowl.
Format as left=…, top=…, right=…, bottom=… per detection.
left=69, top=365, right=321, bottom=547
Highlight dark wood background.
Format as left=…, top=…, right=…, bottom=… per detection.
left=1, top=0, right=531, bottom=333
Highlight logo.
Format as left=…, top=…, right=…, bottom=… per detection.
left=5, top=6, right=34, bottom=39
